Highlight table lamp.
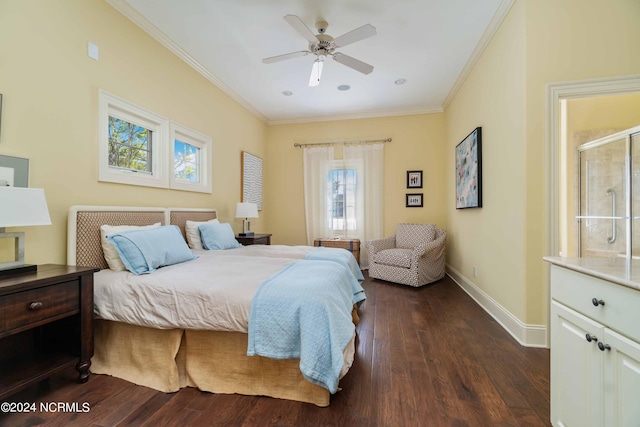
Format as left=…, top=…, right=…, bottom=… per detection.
left=0, top=187, right=52, bottom=276
left=235, top=202, right=258, bottom=237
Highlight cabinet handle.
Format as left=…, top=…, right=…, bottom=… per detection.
left=598, top=342, right=611, bottom=351
left=29, top=302, right=43, bottom=311
left=585, top=334, right=598, bottom=342
left=592, top=298, right=605, bottom=307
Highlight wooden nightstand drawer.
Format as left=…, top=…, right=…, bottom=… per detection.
left=1, top=280, right=79, bottom=335
left=0, top=265, right=97, bottom=401
left=236, top=233, right=272, bottom=246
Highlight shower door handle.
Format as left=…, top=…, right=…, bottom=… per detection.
left=607, top=188, right=616, bottom=244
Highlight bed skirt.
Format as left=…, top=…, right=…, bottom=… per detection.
left=91, top=319, right=356, bottom=407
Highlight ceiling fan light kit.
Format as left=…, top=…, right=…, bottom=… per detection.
left=263, top=15, right=376, bottom=87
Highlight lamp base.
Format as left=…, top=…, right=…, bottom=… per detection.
left=238, top=232, right=255, bottom=237
left=0, top=263, right=37, bottom=278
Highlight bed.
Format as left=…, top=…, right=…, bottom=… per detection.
left=67, top=206, right=364, bottom=406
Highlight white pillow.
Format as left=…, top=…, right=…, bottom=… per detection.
left=185, top=218, right=220, bottom=249
left=100, top=223, right=161, bottom=271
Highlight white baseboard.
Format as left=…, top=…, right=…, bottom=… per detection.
left=446, top=264, right=548, bottom=348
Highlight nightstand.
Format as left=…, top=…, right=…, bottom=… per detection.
left=0, top=264, right=98, bottom=400
left=236, top=233, right=272, bottom=246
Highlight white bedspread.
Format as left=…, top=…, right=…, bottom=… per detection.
left=93, top=251, right=295, bottom=332
left=216, top=245, right=316, bottom=259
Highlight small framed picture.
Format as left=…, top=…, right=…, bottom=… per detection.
left=407, top=170, right=422, bottom=188
left=406, top=193, right=423, bottom=207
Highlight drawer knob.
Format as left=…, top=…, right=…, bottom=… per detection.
left=592, top=298, right=605, bottom=307
left=598, top=342, right=611, bottom=351
left=29, top=302, right=43, bottom=311
left=585, top=334, right=598, bottom=343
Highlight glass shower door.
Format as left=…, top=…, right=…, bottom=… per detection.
left=579, top=136, right=627, bottom=258
left=632, top=131, right=640, bottom=259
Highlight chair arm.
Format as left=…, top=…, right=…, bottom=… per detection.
left=411, top=230, right=446, bottom=264
left=367, top=236, right=396, bottom=256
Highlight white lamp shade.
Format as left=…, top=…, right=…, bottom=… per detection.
left=0, top=187, right=52, bottom=227
left=235, top=202, right=259, bottom=219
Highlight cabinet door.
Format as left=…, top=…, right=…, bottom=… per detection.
left=551, top=301, right=605, bottom=427
left=603, top=328, right=640, bottom=427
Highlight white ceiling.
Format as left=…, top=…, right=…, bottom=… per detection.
left=108, top=0, right=511, bottom=124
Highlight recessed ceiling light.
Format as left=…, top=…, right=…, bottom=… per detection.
left=394, top=78, right=407, bottom=85
left=282, top=91, right=293, bottom=96
left=337, top=85, right=351, bottom=91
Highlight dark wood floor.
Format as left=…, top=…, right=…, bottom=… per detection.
left=0, top=273, right=550, bottom=427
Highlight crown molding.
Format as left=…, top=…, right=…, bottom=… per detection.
left=441, top=0, right=516, bottom=110
left=106, top=0, right=268, bottom=123
left=266, top=106, right=444, bottom=126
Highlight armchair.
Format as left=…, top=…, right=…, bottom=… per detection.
left=367, top=223, right=446, bottom=287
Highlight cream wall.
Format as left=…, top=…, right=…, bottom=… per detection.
left=0, top=0, right=267, bottom=265
left=265, top=114, right=446, bottom=245
left=524, top=0, right=640, bottom=325
left=444, top=0, right=527, bottom=320
left=445, top=0, right=640, bottom=331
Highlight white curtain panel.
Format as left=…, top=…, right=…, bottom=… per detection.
left=344, top=143, right=384, bottom=268
left=303, top=146, right=334, bottom=245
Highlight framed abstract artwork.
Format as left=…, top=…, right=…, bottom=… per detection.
left=455, top=127, right=482, bottom=209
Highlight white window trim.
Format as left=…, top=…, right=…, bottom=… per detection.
left=170, top=121, right=212, bottom=193
left=98, top=89, right=169, bottom=189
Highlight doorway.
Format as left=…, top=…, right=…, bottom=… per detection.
left=547, top=75, right=640, bottom=258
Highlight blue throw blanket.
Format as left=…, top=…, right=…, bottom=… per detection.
left=247, top=260, right=366, bottom=393
left=305, top=247, right=365, bottom=282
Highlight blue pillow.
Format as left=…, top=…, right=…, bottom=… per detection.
left=199, top=222, right=242, bottom=250
left=107, top=225, right=196, bottom=275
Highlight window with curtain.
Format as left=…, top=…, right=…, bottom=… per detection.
left=303, top=143, right=384, bottom=267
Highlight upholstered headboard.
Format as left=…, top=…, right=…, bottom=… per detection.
left=67, top=206, right=218, bottom=269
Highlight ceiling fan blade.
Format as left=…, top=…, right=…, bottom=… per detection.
left=309, top=58, right=324, bottom=87
left=332, top=53, right=374, bottom=75
left=284, top=15, right=318, bottom=43
left=333, top=24, right=376, bottom=47
left=262, top=50, right=310, bottom=64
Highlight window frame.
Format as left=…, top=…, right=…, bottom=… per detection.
left=170, top=121, right=212, bottom=193
left=326, top=159, right=363, bottom=236
left=99, top=90, right=169, bottom=189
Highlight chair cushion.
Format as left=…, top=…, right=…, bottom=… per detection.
left=373, top=248, right=413, bottom=268
left=396, top=223, right=436, bottom=249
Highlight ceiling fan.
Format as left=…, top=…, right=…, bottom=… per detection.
left=262, top=15, right=376, bottom=87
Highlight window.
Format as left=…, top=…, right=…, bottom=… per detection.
left=99, top=90, right=212, bottom=193
left=99, top=90, right=169, bottom=188
left=170, top=122, right=212, bottom=193
left=174, top=140, right=198, bottom=182
left=108, top=117, right=152, bottom=173
left=327, top=168, right=357, bottom=233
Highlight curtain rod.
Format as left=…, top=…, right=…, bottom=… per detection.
left=293, top=137, right=392, bottom=148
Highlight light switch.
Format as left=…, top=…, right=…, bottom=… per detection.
left=88, top=42, right=99, bottom=61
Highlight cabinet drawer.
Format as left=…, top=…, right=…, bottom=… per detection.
left=0, top=280, right=79, bottom=334
left=550, top=265, right=640, bottom=343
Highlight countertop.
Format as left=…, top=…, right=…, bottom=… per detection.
left=544, top=257, right=640, bottom=291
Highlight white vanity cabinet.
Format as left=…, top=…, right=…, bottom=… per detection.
left=549, top=262, right=640, bottom=427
